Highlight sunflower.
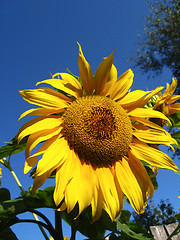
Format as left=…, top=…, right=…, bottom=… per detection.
left=154, top=77, right=180, bottom=116
left=18, top=43, right=179, bottom=221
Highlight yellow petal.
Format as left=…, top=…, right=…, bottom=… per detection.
left=130, top=116, right=168, bottom=134
left=122, top=86, right=164, bottom=110
left=118, top=90, right=150, bottom=106
left=164, top=77, right=177, bottom=96
left=96, top=167, right=119, bottom=220
left=132, top=127, right=177, bottom=147
left=110, top=69, right=134, bottom=101
left=25, top=126, right=62, bottom=159
left=32, top=171, right=51, bottom=193
left=91, top=185, right=103, bottom=222
left=65, top=157, right=95, bottom=216
left=130, top=141, right=179, bottom=173
left=54, top=150, right=75, bottom=207
left=24, top=156, right=38, bottom=174
left=18, top=116, right=63, bottom=143
left=35, top=137, right=69, bottom=176
left=24, top=134, right=61, bottom=174
left=101, top=64, right=118, bottom=96
left=94, top=50, right=115, bottom=95
left=169, top=103, right=180, bottom=115
left=128, top=149, right=154, bottom=200
left=36, top=79, right=80, bottom=99
left=115, top=158, right=146, bottom=214
left=166, top=95, right=180, bottom=105
left=58, top=73, right=83, bottom=98
left=77, top=42, right=94, bottom=95
left=20, top=87, right=69, bottom=109
left=18, top=108, right=65, bottom=122
left=128, top=108, right=171, bottom=125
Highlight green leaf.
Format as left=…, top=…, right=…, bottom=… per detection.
left=169, top=112, right=180, bottom=129
left=171, top=132, right=180, bottom=149
left=61, top=207, right=108, bottom=240
left=0, top=188, right=11, bottom=202
left=175, top=213, right=180, bottom=222
left=144, top=166, right=158, bottom=190
left=0, top=186, right=55, bottom=220
left=0, top=227, right=18, bottom=240
left=116, top=221, right=153, bottom=240
left=119, top=210, right=131, bottom=223
left=33, top=186, right=55, bottom=207
left=0, top=136, right=28, bottom=159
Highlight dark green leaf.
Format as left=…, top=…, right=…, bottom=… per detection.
left=171, top=132, right=180, bottom=149
left=119, top=210, right=131, bottom=223
left=0, top=136, right=28, bottom=159
left=61, top=207, right=109, bottom=240
left=175, top=213, right=180, bottom=222
left=0, top=188, right=11, bottom=202
left=116, top=221, right=153, bottom=240
left=144, top=166, right=158, bottom=190
left=0, top=227, right=18, bottom=240
left=169, top=113, right=180, bottom=129
left=0, top=186, right=55, bottom=220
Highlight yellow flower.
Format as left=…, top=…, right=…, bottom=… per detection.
left=154, top=78, right=180, bottom=116
left=18, top=43, right=179, bottom=221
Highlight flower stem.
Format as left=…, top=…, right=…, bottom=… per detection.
left=7, top=162, right=50, bottom=240
left=70, top=221, right=77, bottom=240
left=55, top=210, right=64, bottom=240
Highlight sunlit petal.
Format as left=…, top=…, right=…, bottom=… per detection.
left=130, top=140, right=179, bottom=173
left=20, top=87, right=69, bottom=109
left=110, top=69, right=134, bottom=101
left=94, top=50, right=115, bottom=95
left=115, top=158, right=146, bottom=214
left=77, top=42, right=94, bottom=95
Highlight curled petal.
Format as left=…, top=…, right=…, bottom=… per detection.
left=101, top=64, right=118, bottom=97
left=77, top=42, right=94, bottom=95
left=130, top=140, right=179, bottom=173
left=169, top=103, right=180, bottom=115
left=19, top=87, right=69, bottom=109
left=122, top=86, right=164, bottom=110
left=94, top=50, right=115, bottom=95
left=110, top=69, right=134, bottom=101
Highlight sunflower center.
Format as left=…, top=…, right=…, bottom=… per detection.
left=62, top=96, right=132, bottom=168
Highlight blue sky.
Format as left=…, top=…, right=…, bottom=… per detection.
left=0, top=0, right=179, bottom=239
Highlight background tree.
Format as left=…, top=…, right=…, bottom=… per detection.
left=131, top=199, right=177, bottom=232
left=132, top=0, right=180, bottom=93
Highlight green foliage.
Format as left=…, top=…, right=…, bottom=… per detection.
left=0, top=187, right=55, bottom=221
left=0, top=136, right=28, bottom=159
left=145, top=166, right=158, bottom=190
left=169, top=112, right=180, bottom=129
left=0, top=186, right=153, bottom=240
left=0, top=227, right=18, bottom=240
left=131, top=0, right=180, bottom=91
left=61, top=207, right=153, bottom=239
left=0, top=188, right=11, bottom=202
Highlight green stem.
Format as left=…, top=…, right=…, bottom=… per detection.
left=55, top=210, right=64, bottom=240
left=4, top=218, right=56, bottom=240
left=8, top=162, right=50, bottom=240
left=70, top=221, right=77, bottom=240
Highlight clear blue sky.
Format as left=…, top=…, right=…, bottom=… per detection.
left=0, top=0, right=179, bottom=239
